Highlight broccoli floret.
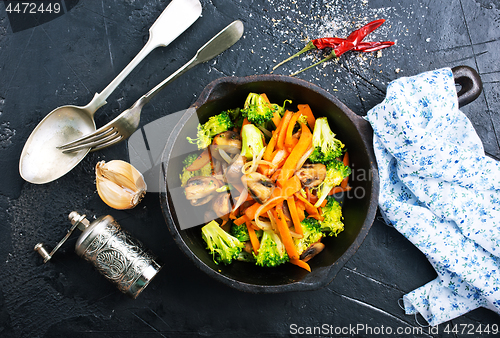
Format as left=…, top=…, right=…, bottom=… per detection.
left=254, top=230, right=289, bottom=267
left=314, top=159, right=351, bottom=207
left=179, top=153, right=212, bottom=186
left=242, top=93, right=277, bottom=125
left=240, top=124, right=265, bottom=160
left=226, top=108, right=244, bottom=128
left=230, top=223, right=250, bottom=242
left=319, top=197, right=344, bottom=236
left=230, top=223, right=263, bottom=242
left=269, top=99, right=291, bottom=122
left=309, top=117, right=345, bottom=164
left=187, top=111, right=234, bottom=149
left=201, top=220, right=244, bottom=265
left=294, top=218, right=323, bottom=255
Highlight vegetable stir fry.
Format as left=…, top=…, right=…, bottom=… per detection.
left=182, top=93, right=351, bottom=271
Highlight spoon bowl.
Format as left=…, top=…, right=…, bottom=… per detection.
left=20, top=105, right=95, bottom=184
left=19, top=0, right=202, bottom=184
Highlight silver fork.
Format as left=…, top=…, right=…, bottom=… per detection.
left=58, top=20, right=244, bottom=153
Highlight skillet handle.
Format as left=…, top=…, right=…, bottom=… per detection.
left=452, top=65, right=482, bottom=108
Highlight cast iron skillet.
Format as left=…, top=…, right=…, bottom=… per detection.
left=159, top=66, right=482, bottom=293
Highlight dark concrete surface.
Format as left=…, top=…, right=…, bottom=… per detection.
left=0, top=0, right=499, bottom=337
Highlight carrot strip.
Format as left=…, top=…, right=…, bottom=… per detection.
left=260, top=93, right=281, bottom=128
left=244, top=203, right=260, bottom=220
left=260, top=93, right=271, bottom=104
left=272, top=149, right=288, bottom=168
left=234, top=214, right=249, bottom=226
left=284, top=112, right=302, bottom=151
left=263, top=149, right=288, bottom=176
left=244, top=175, right=302, bottom=221
left=272, top=110, right=281, bottom=128
left=275, top=174, right=302, bottom=197
left=244, top=198, right=283, bottom=221
left=295, top=200, right=306, bottom=221
left=341, top=151, right=350, bottom=188
left=257, top=165, right=266, bottom=176
left=229, top=208, right=239, bottom=220
left=297, top=104, right=315, bottom=130
left=273, top=207, right=299, bottom=260
left=263, top=131, right=278, bottom=161
left=340, top=177, right=349, bottom=189
left=295, top=193, right=323, bottom=221
left=286, top=138, right=299, bottom=153
left=242, top=117, right=251, bottom=128
left=278, top=123, right=312, bottom=187
left=271, top=169, right=281, bottom=182
left=287, top=196, right=303, bottom=235
left=305, top=188, right=318, bottom=205
left=343, top=151, right=349, bottom=166
left=246, top=220, right=260, bottom=255
left=290, top=259, right=311, bottom=272
left=251, top=222, right=261, bottom=231
left=328, top=185, right=352, bottom=195
left=261, top=115, right=283, bottom=174
left=276, top=110, right=293, bottom=150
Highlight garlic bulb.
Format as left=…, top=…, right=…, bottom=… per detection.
left=95, top=160, right=147, bottom=210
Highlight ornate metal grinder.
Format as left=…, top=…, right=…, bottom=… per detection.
left=34, top=211, right=162, bottom=299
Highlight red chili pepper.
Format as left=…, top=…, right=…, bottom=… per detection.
left=353, top=41, right=395, bottom=52
left=272, top=19, right=394, bottom=74
left=346, top=19, right=386, bottom=46
left=310, top=37, right=345, bottom=50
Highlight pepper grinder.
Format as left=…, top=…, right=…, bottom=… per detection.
left=34, top=211, right=162, bottom=299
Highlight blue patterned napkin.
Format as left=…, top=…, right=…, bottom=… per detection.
left=366, top=68, right=500, bottom=326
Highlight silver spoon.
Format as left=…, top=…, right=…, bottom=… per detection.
left=19, top=0, right=202, bottom=184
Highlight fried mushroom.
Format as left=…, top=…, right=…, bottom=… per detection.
left=184, top=176, right=222, bottom=206
left=296, top=163, right=327, bottom=188
left=241, top=172, right=275, bottom=204
left=212, top=131, right=242, bottom=162
left=300, top=242, right=325, bottom=262
left=212, top=193, right=232, bottom=218
left=225, top=155, right=246, bottom=181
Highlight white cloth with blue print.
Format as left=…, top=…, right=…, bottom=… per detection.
left=366, top=67, right=500, bottom=326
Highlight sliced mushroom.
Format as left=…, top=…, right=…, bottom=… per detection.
left=300, top=242, right=325, bottom=262
left=225, top=155, right=246, bottom=181
left=243, top=241, right=253, bottom=254
left=296, top=163, right=327, bottom=188
left=241, top=172, right=275, bottom=204
left=213, top=131, right=242, bottom=151
left=212, top=131, right=242, bottom=161
left=191, top=194, right=216, bottom=206
left=213, top=193, right=232, bottom=218
left=184, top=176, right=222, bottom=206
